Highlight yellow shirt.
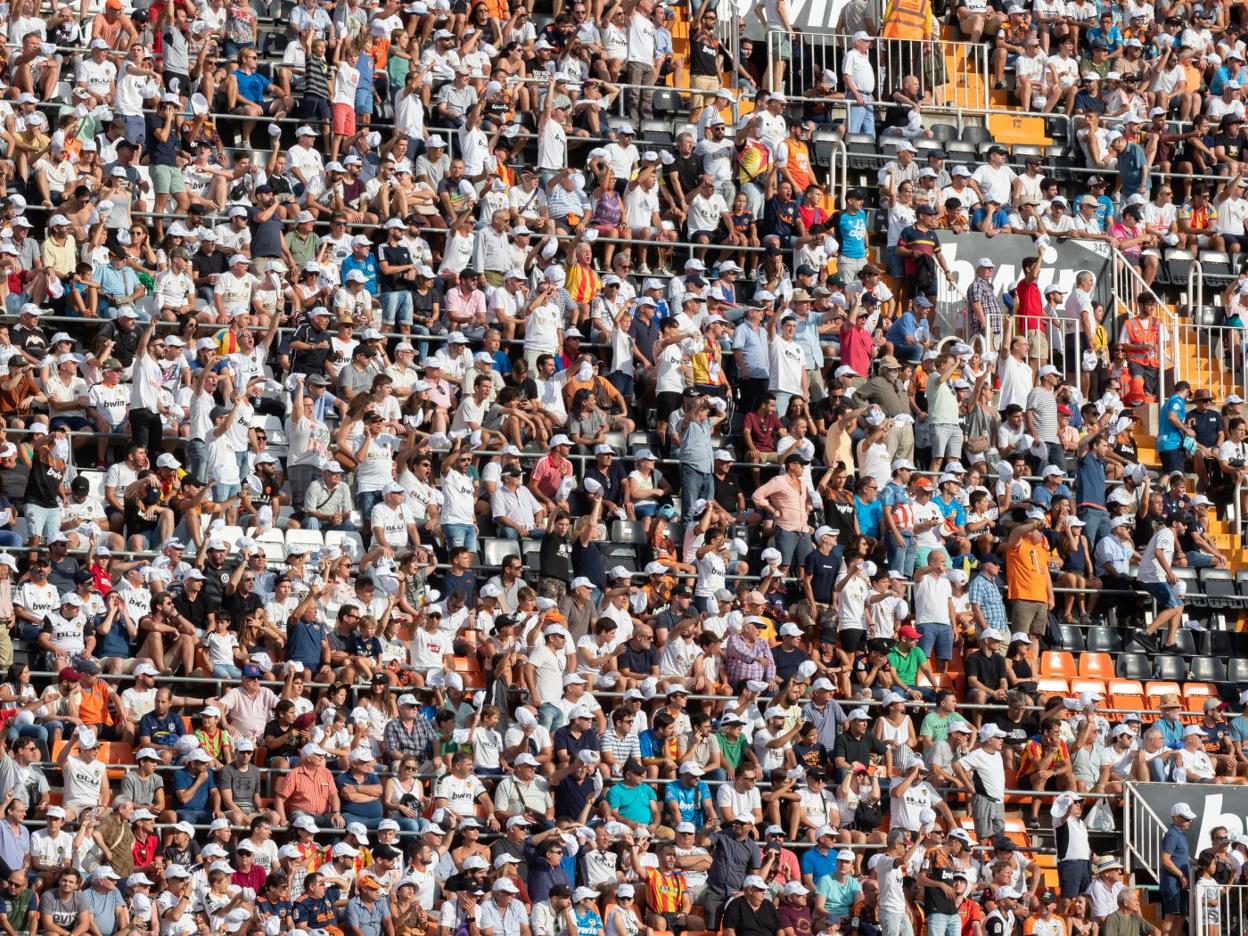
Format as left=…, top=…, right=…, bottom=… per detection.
left=42, top=235, right=78, bottom=278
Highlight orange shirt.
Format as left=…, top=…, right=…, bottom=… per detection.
left=784, top=139, right=816, bottom=193
left=78, top=679, right=113, bottom=727
left=1006, top=536, right=1051, bottom=603
left=278, top=762, right=336, bottom=815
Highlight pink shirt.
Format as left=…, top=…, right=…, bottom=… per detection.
left=219, top=685, right=279, bottom=741
left=752, top=473, right=812, bottom=533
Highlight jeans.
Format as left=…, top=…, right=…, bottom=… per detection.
left=7, top=721, right=52, bottom=759
left=537, top=702, right=564, bottom=732
left=380, top=290, right=414, bottom=326
left=497, top=526, right=543, bottom=541
left=880, top=910, right=913, bottom=936
left=774, top=527, right=814, bottom=570
left=679, top=463, right=714, bottom=524
left=741, top=181, right=765, bottom=220
left=213, top=664, right=243, bottom=679
left=442, top=523, right=478, bottom=553
left=357, top=490, right=384, bottom=526
left=304, top=517, right=357, bottom=533
left=186, top=438, right=207, bottom=484
left=0, top=531, right=22, bottom=548
left=23, top=504, right=61, bottom=542
left=886, top=531, right=917, bottom=578
left=213, top=483, right=242, bottom=503
left=410, top=323, right=432, bottom=362
left=918, top=621, right=954, bottom=661
left=927, top=913, right=960, bottom=936
left=848, top=92, right=876, bottom=137
left=1078, top=506, right=1111, bottom=547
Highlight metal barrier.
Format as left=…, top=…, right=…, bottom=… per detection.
left=764, top=31, right=991, bottom=111
left=1191, top=880, right=1248, bottom=936
left=1124, top=781, right=1170, bottom=882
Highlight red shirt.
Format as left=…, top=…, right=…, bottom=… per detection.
left=744, top=411, right=783, bottom=453
left=839, top=321, right=875, bottom=378
left=1016, top=280, right=1043, bottom=331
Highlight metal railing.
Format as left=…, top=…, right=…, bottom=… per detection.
left=1124, top=781, right=1169, bottom=883
left=764, top=31, right=991, bottom=111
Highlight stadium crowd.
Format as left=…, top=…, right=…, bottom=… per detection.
left=0, top=0, right=1238, bottom=933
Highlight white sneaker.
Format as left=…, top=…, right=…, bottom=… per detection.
left=638, top=263, right=651, bottom=275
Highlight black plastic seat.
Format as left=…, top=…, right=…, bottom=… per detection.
left=1115, top=652, right=1151, bottom=680
left=930, top=123, right=958, bottom=143
left=1171, top=629, right=1198, bottom=655
left=1058, top=624, right=1085, bottom=652
left=1086, top=627, right=1124, bottom=653
left=1190, top=655, right=1228, bottom=682
left=1200, top=569, right=1239, bottom=609
left=961, top=125, right=992, bottom=146
left=1228, top=657, right=1248, bottom=685
left=1152, top=654, right=1189, bottom=680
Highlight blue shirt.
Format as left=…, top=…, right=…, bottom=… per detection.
left=800, top=845, right=839, bottom=882
left=172, top=767, right=214, bottom=812
left=1031, top=482, right=1072, bottom=510
left=138, top=710, right=184, bottom=748
left=885, top=311, right=919, bottom=351
left=575, top=909, right=604, bottom=936
left=732, top=322, right=769, bottom=379
left=1117, top=143, right=1148, bottom=195
left=287, top=619, right=328, bottom=671
left=836, top=209, right=868, bottom=259
left=95, top=263, right=140, bottom=306
left=341, top=253, right=380, bottom=295
left=337, top=770, right=383, bottom=819
left=934, top=494, right=965, bottom=528
left=793, top=312, right=823, bottom=366
left=1157, top=394, right=1188, bottom=453
left=1231, top=714, right=1248, bottom=744
left=1075, top=450, right=1107, bottom=512
left=855, top=495, right=883, bottom=538
left=1160, top=824, right=1190, bottom=893
left=605, top=781, right=657, bottom=824
left=663, top=778, right=712, bottom=826
left=233, top=69, right=271, bottom=104
left=880, top=481, right=913, bottom=537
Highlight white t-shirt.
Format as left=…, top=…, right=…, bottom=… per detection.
left=1138, top=527, right=1176, bottom=584
left=715, top=783, right=761, bottom=818
left=972, top=164, right=1017, bottom=207
left=370, top=502, right=414, bottom=550
left=687, top=192, right=729, bottom=234
left=913, top=572, right=952, bottom=624
left=955, top=747, right=1006, bottom=800
left=63, top=755, right=107, bottom=809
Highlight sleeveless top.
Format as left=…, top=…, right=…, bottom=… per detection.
left=591, top=190, right=623, bottom=229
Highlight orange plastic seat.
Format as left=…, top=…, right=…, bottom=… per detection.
left=1034, top=678, right=1070, bottom=700
left=1077, top=652, right=1114, bottom=678
left=1113, top=694, right=1146, bottom=715
left=1070, top=679, right=1108, bottom=699
left=450, top=656, right=486, bottom=690
left=1145, top=680, right=1182, bottom=704
left=1040, top=651, right=1077, bottom=678
left=1108, top=679, right=1145, bottom=697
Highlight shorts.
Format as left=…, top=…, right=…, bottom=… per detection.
left=839, top=628, right=865, bottom=654
left=690, top=74, right=721, bottom=107
left=152, top=164, right=186, bottom=195
left=332, top=102, right=356, bottom=136
left=918, top=621, right=954, bottom=661
left=656, top=390, right=683, bottom=424
left=1012, top=599, right=1049, bottom=636
left=931, top=423, right=964, bottom=460
left=1161, top=888, right=1186, bottom=916
left=1059, top=859, right=1092, bottom=898
left=1141, top=579, right=1183, bottom=610
left=1027, top=328, right=1049, bottom=361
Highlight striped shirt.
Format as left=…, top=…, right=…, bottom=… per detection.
left=645, top=868, right=687, bottom=913
left=303, top=55, right=330, bottom=101
left=600, top=729, right=641, bottom=775
left=965, top=277, right=1002, bottom=338
left=565, top=261, right=601, bottom=304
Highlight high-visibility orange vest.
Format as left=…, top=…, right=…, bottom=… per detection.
left=883, top=0, right=929, bottom=39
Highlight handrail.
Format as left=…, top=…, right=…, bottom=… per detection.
left=1124, top=781, right=1169, bottom=882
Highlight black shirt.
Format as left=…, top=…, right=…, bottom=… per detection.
left=191, top=247, right=229, bottom=286
left=100, top=321, right=140, bottom=367
left=802, top=547, right=842, bottom=604
left=578, top=461, right=629, bottom=514
left=223, top=590, right=264, bottom=628
left=922, top=850, right=958, bottom=916
left=689, top=35, right=729, bottom=77
left=11, top=325, right=46, bottom=360
left=990, top=711, right=1039, bottom=750
left=1188, top=408, right=1223, bottom=448
left=965, top=650, right=1007, bottom=694
left=173, top=589, right=211, bottom=631
left=773, top=645, right=811, bottom=682
left=713, top=470, right=745, bottom=514
left=539, top=531, right=574, bottom=583
left=291, top=323, right=333, bottom=376
left=667, top=153, right=702, bottom=203
left=617, top=643, right=659, bottom=678
left=552, top=725, right=599, bottom=764
left=1218, top=131, right=1244, bottom=162
left=831, top=729, right=888, bottom=770
left=380, top=243, right=414, bottom=293
left=553, top=773, right=596, bottom=820
left=144, top=114, right=178, bottom=166
left=723, top=896, right=781, bottom=936
left=249, top=206, right=286, bottom=259
left=200, top=559, right=232, bottom=610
